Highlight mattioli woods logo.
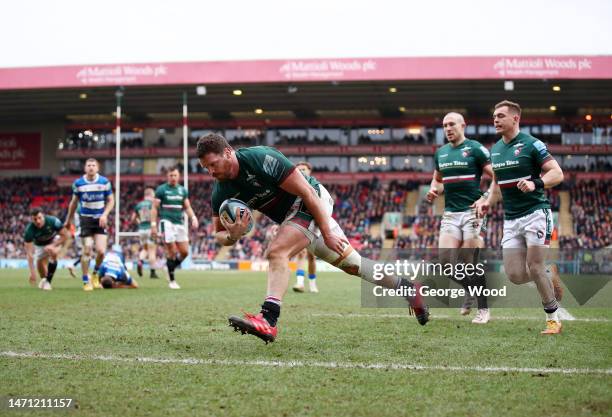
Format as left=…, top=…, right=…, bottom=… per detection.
left=279, top=59, right=377, bottom=80
left=493, top=57, right=593, bottom=77
left=75, top=64, right=169, bottom=85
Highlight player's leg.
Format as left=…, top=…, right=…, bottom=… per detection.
left=228, top=224, right=309, bottom=342
left=307, top=251, right=318, bottom=293
left=461, top=238, right=489, bottom=324
left=92, top=233, right=107, bottom=289
left=501, top=217, right=531, bottom=284
left=137, top=242, right=146, bottom=277
left=460, top=212, right=490, bottom=324
left=170, top=239, right=189, bottom=288
left=307, top=217, right=429, bottom=325
left=160, top=220, right=180, bottom=288
left=166, top=224, right=189, bottom=288
left=147, top=241, right=159, bottom=278
left=292, top=249, right=307, bottom=292
left=439, top=213, right=474, bottom=315
left=45, top=254, right=58, bottom=289
left=80, top=236, right=94, bottom=291
left=36, top=255, right=50, bottom=290
left=525, top=209, right=562, bottom=334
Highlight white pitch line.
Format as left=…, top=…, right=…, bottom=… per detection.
left=1, top=351, right=611, bottom=376
left=311, top=313, right=610, bottom=322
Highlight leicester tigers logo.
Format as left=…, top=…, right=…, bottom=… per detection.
left=514, top=144, right=523, bottom=156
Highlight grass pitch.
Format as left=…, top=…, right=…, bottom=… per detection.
left=1, top=268, right=611, bottom=417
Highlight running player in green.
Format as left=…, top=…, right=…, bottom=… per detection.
left=24, top=209, right=71, bottom=291
left=151, top=167, right=199, bottom=289
left=196, top=133, right=429, bottom=343
left=131, top=187, right=159, bottom=279
left=476, top=100, right=565, bottom=335
left=427, top=112, right=494, bottom=324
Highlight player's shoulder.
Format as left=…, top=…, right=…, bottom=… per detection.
left=465, top=138, right=484, bottom=147
left=45, top=215, right=61, bottom=224
left=520, top=132, right=547, bottom=149
left=97, top=174, right=110, bottom=184
left=237, top=145, right=284, bottom=160
left=467, top=138, right=490, bottom=155
left=435, top=143, right=452, bottom=154
left=72, top=175, right=86, bottom=186
left=24, top=222, right=34, bottom=234
left=491, top=138, right=506, bottom=150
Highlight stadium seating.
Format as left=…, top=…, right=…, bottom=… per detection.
left=1, top=177, right=609, bottom=261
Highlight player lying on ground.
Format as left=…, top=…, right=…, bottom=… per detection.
left=24, top=209, right=71, bottom=290
left=98, top=246, right=139, bottom=289
left=197, top=133, right=429, bottom=343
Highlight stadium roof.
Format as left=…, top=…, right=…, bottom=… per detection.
left=0, top=73, right=610, bottom=124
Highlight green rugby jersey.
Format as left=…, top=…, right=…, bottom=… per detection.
left=134, top=199, right=153, bottom=230
left=490, top=132, right=553, bottom=220
left=24, top=215, right=63, bottom=246
left=155, top=183, right=188, bottom=225
left=212, top=146, right=320, bottom=224
left=434, top=138, right=491, bottom=212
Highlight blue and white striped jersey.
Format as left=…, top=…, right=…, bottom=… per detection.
left=98, top=252, right=131, bottom=284
left=72, top=174, right=113, bottom=218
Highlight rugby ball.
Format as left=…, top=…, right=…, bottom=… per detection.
left=219, top=198, right=254, bottom=234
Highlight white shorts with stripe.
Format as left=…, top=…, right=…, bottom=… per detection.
left=502, top=208, right=553, bottom=248
left=139, top=228, right=155, bottom=245
left=440, top=209, right=487, bottom=241
left=160, top=219, right=188, bottom=244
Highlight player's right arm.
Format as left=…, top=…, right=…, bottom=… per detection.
left=474, top=169, right=501, bottom=218
left=214, top=215, right=250, bottom=246
left=25, top=241, right=36, bottom=285
left=426, top=170, right=444, bottom=202
left=64, top=194, right=79, bottom=228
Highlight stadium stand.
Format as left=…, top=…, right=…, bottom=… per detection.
left=3, top=173, right=607, bottom=263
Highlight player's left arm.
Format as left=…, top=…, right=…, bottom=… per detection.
left=183, top=198, right=199, bottom=229
left=99, top=192, right=114, bottom=228
left=280, top=170, right=347, bottom=255
left=517, top=140, right=564, bottom=192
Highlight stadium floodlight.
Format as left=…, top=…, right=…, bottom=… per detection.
left=553, top=85, right=561, bottom=92
left=233, top=89, right=243, bottom=96
left=389, top=87, right=397, bottom=93
left=504, top=80, right=514, bottom=91
left=550, top=105, right=557, bottom=111
left=196, top=86, right=207, bottom=96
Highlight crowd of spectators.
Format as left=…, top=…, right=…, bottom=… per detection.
left=0, top=177, right=609, bottom=262
left=561, top=180, right=611, bottom=249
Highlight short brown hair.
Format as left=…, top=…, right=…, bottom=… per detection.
left=85, top=157, right=99, bottom=166
left=296, top=161, right=312, bottom=170
left=494, top=100, right=522, bottom=116
left=196, top=133, right=232, bottom=158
